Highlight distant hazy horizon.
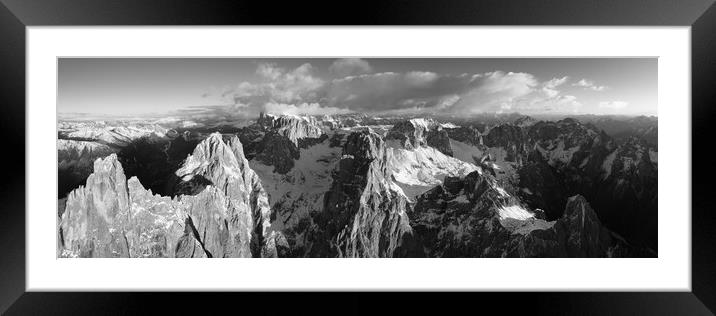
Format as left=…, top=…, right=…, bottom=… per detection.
left=58, top=58, right=658, bottom=119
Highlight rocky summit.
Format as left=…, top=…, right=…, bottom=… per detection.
left=313, top=130, right=419, bottom=257
left=256, top=112, right=324, bottom=146
left=58, top=113, right=658, bottom=258
left=59, top=132, right=285, bottom=258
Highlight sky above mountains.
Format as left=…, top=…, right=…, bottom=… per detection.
left=58, top=58, right=657, bottom=119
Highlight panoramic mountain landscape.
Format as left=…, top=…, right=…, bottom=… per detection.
left=56, top=58, right=657, bottom=258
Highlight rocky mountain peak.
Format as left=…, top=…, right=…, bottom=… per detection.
left=386, top=118, right=453, bottom=156
left=557, top=194, right=613, bottom=257
left=175, top=132, right=243, bottom=189
left=79, top=153, right=130, bottom=222
left=343, top=129, right=385, bottom=162
left=60, top=132, right=282, bottom=258
left=254, top=132, right=301, bottom=174
left=257, top=112, right=324, bottom=145
left=386, top=118, right=436, bottom=148
left=312, top=129, right=418, bottom=257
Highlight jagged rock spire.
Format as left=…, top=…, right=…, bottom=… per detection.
left=315, top=130, right=418, bottom=257
left=59, top=134, right=283, bottom=258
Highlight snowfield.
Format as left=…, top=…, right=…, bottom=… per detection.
left=385, top=140, right=480, bottom=199
left=497, top=205, right=534, bottom=221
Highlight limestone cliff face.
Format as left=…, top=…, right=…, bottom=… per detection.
left=386, top=118, right=453, bottom=156
left=59, top=154, right=134, bottom=258
left=313, top=130, right=418, bottom=257
left=174, top=132, right=278, bottom=257
left=59, top=133, right=283, bottom=258
left=256, top=112, right=324, bottom=146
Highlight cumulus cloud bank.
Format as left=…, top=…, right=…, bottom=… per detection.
left=264, top=102, right=351, bottom=116
left=573, top=78, right=607, bottom=91
left=329, top=58, right=373, bottom=77
left=202, top=59, right=590, bottom=116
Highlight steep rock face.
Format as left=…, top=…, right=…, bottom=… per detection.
left=59, top=133, right=283, bottom=258
left=59, top=155, right=187, bottom=258
left=425, top=129, right=453, bottom=157
left=254, top=132, right=300, bottom=174
left=256, top=112, right=324, bottom=145
left=483, top=123, right=529, bottom=164
left=410, top=169, right=623, bottom=257
left=386, top=118, right=453, bottom=156
left=446, top=126, right=484, bottom=147
left=386, top=118, right=433, bottom=149
left=593, top=137, right=657, bottom=249
left=175, top=132, right=278, bottom=257
left=59, top=154, right=133, bottom=258
left=515, top=152, right=566, bottom=218
left=313, top=130, right=418, bottom=257
left=557, top=195, right=615, bottom=257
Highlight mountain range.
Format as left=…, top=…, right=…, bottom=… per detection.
left=57, top=112, right=658, bottom=257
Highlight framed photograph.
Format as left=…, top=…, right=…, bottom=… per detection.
left=2, top=0, right=715, bottom=314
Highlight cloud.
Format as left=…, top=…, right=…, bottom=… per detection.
left=201, top=62, right=584, bottom=117
left=573, top=78, right=607, bottom=91
left=450, top=73, right=581, bottom=114
left=329, top=58, right=373, bottom=77
left=324, top=71, right=472, bottom=111
left=213, top=62, right=326, bottom=114
left=599, top=101, right=628, bottom=109
left=264, top=102, right=351, bottom=116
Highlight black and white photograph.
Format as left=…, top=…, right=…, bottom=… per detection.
left=56, top=58, right=658, bottom=258
left=4, top=0, right=716, bottom=312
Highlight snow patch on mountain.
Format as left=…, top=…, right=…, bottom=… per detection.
left=409, top=118, right=435, bottom=131
left=58, top=139, right=113, bottom=153
left=59, top=121, right=168, bottom=146
left=440, top=122, right=460, bottom=129
left=497, top=205, right=534, bottom=221
left=385, top=140, right=480, bottom=199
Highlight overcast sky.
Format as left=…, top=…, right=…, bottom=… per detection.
left=58, top=58, right=657, bottom=118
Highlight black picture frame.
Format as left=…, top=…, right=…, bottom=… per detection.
left=1, top=0, right=715, bottom=314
